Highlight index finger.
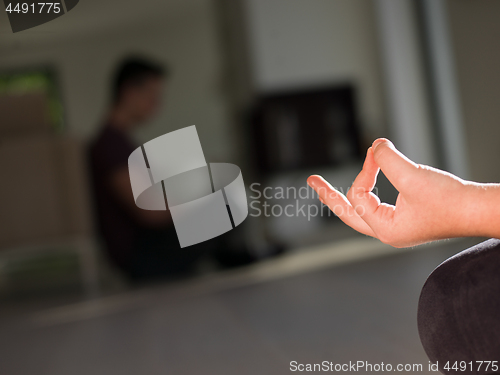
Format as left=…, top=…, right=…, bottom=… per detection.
left=307, top=175, right=376, bottom=238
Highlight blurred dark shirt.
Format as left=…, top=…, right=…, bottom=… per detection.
left=88, top=124, right=137, bottom=268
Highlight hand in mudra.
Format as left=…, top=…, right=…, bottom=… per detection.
left=307, top=139, right=494, bottom=248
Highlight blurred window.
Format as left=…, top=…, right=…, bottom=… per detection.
left=0, top=68, right=64, bottom=132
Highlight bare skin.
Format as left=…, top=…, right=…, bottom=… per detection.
left=307, top=138, right=500, bottom=248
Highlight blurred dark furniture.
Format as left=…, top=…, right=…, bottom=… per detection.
left=249, top=84, right=363, bottom=176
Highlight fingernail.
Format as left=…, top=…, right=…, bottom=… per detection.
left=372, top=138, right=388, bottom=153
left=307, top=175, right=321, bottom=189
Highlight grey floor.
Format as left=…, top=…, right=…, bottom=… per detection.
left=0, top=237, right=483, bottom=375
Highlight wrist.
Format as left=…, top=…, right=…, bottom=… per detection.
left=461, top=182, right=500, bottom=238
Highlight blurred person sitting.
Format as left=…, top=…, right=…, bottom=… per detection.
left=88, top=57, right=216, bottom=281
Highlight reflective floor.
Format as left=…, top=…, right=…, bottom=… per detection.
left=0, top=237, right=482, bottom=375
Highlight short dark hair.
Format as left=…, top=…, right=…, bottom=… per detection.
left=112, top=56, right=167, bottom=103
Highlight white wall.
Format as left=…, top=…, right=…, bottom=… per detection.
left=243, top=0, right=387, bottom=137
left=446, top=0, right=500, bottom=183
left=374, top=0, right=437, bottom=166
left=0, top=1, right=234, bottom=162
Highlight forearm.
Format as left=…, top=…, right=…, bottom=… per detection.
left=461, top=182, right=500, bottom=239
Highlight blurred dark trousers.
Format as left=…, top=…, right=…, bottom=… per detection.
left=418, top=239, right=500, bottom=374
left=126, top=227, right=209, bottom=280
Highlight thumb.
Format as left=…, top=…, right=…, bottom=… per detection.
left=371, top=138, right=419, bottom=191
